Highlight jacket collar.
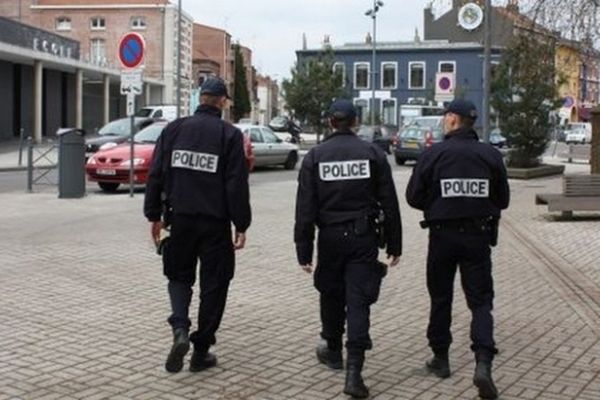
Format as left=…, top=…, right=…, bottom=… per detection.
left=195, top=104, right=223, bottom=118
left=323, top=130, right=355, bottom=142
left=444, top=127, right=479, bottom=141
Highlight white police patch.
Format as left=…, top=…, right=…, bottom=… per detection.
left=440, top=179, right=489, bottom=198
left=319, top=160, right=371, bottom=181
left=171, top=150, right=219, bottom=173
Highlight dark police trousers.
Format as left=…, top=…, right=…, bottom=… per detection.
left=163, top=213, right=234, bottom=353
left=426, top=223, right=498, bottom=360
left=315, top=222, right=384, bottom=352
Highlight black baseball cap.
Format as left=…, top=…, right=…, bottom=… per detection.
left=328, top=99, right=357, bottom=120
left=444, top=99, right=478, bottom=120
left=200, top=77, right=231, bottom=99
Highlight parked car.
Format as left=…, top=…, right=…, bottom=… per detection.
left=565, top=122, right=592, bottom=144
left=357, top=125, right=395, bottom=154
left=86, top=121, right=255, bottom=192
left=235, top=124, right=299, bottom=169
left=489, top=129, right=508, bottom=148
left=86, top=121, right=168, bottom=192
left=136, top=105, right=177, bottom=121
left=85, top=117, right=155, bottom=156
left=394, top=126, right=443, bottom=165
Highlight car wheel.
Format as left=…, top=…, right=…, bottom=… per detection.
left=98, top=182, right=120, bottom=192
left=284, top=151, right=298, bottom=170
left=395, top=156, right=406, bottom=166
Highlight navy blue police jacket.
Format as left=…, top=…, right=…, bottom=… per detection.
left=144, top=105, right=251, bottom=233
left=294, top=130, right=402, bottom=265
left=405, top=127, right=510, bottom=221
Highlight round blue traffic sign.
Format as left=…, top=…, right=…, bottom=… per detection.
left=119, top=33, right=145, bottom=69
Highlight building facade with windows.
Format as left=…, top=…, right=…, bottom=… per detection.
left=6, top=0, right=194, bottom=116
left=297, top=40, right=501, bottom=127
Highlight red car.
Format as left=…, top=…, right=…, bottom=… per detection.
left=86, top=121, right=255, bottom=192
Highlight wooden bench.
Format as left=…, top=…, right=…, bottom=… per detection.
left=536, top=175, right=600, bottom=218
left=559, top=144, right=590, bottom=163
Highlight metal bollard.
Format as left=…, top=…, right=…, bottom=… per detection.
left=27, top=136, right=33, bottom=193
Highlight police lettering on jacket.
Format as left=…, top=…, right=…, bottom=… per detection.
left=319, top=160, right=370, bottom=181
left=172, top=150, right=219, bottom=173
left=440, top=179, right=489, bottom=198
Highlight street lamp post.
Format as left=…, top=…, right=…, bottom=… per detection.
left=176, top=0, right=182, bottom=119
left=482, top=0, right=492, bottom=143
left=366, top=1, right=384, bottom=125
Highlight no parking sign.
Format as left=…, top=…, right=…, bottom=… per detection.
left=118, top=32, right=145, bottom=69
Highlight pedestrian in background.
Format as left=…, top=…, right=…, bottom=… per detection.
left=144, top=77, right=251, bottom=374
left=294, top=99, right=402, bottom=399
left=406, top=99, right=510, bottom=399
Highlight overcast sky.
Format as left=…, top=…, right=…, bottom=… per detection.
left=181, top=0, right=441, bottom=81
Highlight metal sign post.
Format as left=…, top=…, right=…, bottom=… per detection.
left=118, top=32, right=145, bottom=198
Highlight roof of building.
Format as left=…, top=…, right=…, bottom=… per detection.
left=298, top=40, right=500, bottom=54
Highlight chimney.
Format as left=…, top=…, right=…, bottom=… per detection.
left=365, top=32, right=372, bottom=44
left=302, top=33, right=307, bottom=50
left=414, top=27, right=421, bottom=43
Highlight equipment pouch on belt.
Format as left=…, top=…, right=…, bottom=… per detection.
left=375, top=209, right=386, bottom=249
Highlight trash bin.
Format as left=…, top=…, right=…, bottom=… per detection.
left=57, top=128, right=86, bottom=199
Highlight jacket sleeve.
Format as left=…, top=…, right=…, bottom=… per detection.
left=294, top=150, right=318, bottom=265
left=405, top=151, right=432, bottom=211
left=493, top=152, right=510, bottom=210
left=375, top=153, right=403, bottom=256
left=143, top=129, right=167, bottom=222
left=225, top=129, right=252, bottom=233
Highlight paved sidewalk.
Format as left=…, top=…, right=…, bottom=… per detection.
left=0, top=140, right=57, bottom=172
left=0, top=162, right=599, bottom=400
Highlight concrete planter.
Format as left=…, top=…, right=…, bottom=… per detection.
left=507, top=164, right=565, bottom=179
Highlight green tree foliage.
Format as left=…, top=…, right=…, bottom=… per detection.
left=282, top=51, right=349, bottom=141
left=491, top=34, right=563, bottom=168
left=232, top=44, right=251, bottom=122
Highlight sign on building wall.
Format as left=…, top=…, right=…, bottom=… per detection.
left=435, top=72, right=455, bottom=102
left=0, top=16, right=80, bottom=60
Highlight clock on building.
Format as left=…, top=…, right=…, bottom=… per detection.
left=458, top=2, right=484, bottom=31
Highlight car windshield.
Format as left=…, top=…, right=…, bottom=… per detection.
left=357, top=126, right=375, bottom=139
left=135, top=109, right=153, bottom=118
left=411, top=118, right=441, bottom=129
left=269, top=116, right=288, bottom=129
left=134, top=123, right=166, bottom=143
left=98, top=119, right=132, bottom=136
left=401, top=128, right=424, bottom=140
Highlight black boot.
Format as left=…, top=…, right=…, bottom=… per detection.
left=473, top=360, right=498, bottom=399
left=189, top=349, right=217, bottom=372
left=344, top=352, right=369, bottom=399
left=165, top=328, right=190, bottom=373
left=316, top=341, right=343, bottom=370
left=425, top=352, right=450, bottom=379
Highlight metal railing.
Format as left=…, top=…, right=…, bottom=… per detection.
left=26, top=137, right=58, bottom=192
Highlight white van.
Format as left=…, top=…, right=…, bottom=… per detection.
left=565, top=122, right=592, bottom=144
left=136, top=105, right=178, bottom=121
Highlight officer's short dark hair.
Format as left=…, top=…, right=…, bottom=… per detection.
left=330, top=116, right=355, bottom=131
left=201, top=94, right=222, bottom=107
left=457, top=115, right=476, bottom=129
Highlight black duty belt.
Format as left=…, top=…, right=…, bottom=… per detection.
left=421, top=218, right=493, bottom=233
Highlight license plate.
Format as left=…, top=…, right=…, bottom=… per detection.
left=403, top=142, right=419, bottom=149
left=97, top=169, right=116, bottom=176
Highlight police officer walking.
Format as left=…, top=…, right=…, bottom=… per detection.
left=406, top=99, right=509, bottom=399
left=294, top=99, right=402, bottom=399
left=144, top=78, right=251, bottom=374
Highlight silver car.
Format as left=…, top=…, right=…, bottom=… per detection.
left=235, top=124, right=299, bottom=170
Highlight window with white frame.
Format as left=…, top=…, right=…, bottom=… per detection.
left=354, top=63, right=370, bottom=89
left=90, top=39, right=106, bottom=64
left=354, top=99, right=369, bottom=123
left=382, top=99, right=397, bottom=125
left=409, top=62, right=426, bottom=89
left=333, top=63, right=346, bottom=86
left=90, top=17, right=106, bottom=30
left=131, top=17, right=146, bottom=30
left=56, top=17, right=71, bottom=31
left=381, top=62, right=397, bottom=89
left=439, top=61, right=456, bottom=73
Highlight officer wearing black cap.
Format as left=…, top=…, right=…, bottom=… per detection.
left=295, top=99, right=402, bottom=399
left=144, top=77, right=251, bottom=374
left=406, top=98, right=509, bottom=399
